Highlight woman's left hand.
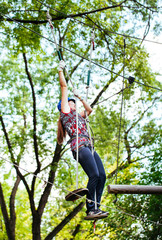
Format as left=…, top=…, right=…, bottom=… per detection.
left=73, top=88, right=83, bottom=101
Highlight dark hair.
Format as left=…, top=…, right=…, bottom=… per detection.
left=57, top=115, right=66, bottom=144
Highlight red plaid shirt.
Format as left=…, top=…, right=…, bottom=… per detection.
left=61, top=109, right=91, bottom=151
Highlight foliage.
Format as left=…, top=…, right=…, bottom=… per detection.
left=0, top=0, right=161, bottom=239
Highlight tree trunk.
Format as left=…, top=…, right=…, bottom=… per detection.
left=32, top=212, right=42, bottom=240
left=0, top=183, right=15, bottom=240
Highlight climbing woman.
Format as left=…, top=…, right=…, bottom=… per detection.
left=57, top=60, right=108, bottom=220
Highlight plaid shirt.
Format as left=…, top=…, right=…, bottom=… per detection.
left=61, top=109, right=91, bottom=152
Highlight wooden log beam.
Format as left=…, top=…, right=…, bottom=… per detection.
left=108, top=185, right=162, bottom=194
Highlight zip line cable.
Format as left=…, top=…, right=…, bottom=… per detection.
left=0, top=155, right=161, bottom=226
left=1, top=12, right=161, bottom=92
left=95, top=85, right=132, bottom=106
left=36, top=0, right=162, bottom=45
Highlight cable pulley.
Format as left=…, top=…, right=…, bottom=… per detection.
left=128, top=76, right=135, bottom=84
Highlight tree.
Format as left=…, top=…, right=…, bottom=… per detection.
left=0, top=0, right=161, bottom=239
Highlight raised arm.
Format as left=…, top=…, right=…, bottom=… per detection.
left=73, top=89, right=92, bottom=117
left=79, top=98, right=93, bottom=118
left=58, top=61, right=92, bottom=116
left=58, top=61, right=70, bottom=113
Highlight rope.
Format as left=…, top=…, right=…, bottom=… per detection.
left=1, top=12, right=162, bottom=92
left=85, top=30, right=95, bottom=146
left=46, top=10, right=75, bottom=89
left=84, top=29, right=98, bottom=209
left=46, top=10, right=62, bottom=60
left=115, top=38, right=126, bottom=185
left=75, top=97, right=79, bottom=189
left=0, top=155, right=161, bottom=226
left=86, top=30, right=95, bottom=100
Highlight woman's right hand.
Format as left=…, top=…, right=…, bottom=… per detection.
left=58, top=60, right=66, bottom=72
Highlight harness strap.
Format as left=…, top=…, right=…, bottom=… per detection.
left=67, top=134, right=91, bottom=144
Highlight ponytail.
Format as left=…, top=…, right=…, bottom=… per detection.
left=57, top=115, right=66, bottom=144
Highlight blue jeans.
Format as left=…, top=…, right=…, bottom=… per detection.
left=73, top=146, right=106, bottom=213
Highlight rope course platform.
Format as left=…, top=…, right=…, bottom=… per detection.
left=108, top=185, right=162, bottom=194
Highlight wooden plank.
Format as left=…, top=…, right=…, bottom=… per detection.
left=65, top=188, right=88, bottom=201
left=108, top=185, right=162, bottom=194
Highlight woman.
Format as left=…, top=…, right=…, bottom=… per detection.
left=57, top=60, right=108, bottom=220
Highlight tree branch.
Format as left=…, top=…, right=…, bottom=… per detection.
left=0, top=183, right=15, bottom=240
left=0, top=115, right=35, bottom=213
left=0, top=115, right=15, bottom=161
left=126, top=98, right=158, bottom=135
left=37, top=143, right=62, bottom=217
left=133, top=0, right=158, bottom=12
left=9, top=176, right=21, bottom=235
left=70, top=223, right=81, bottom=239
left=90, top=24, right=154, bottom=109
left=91, top=67, right=124, bottom=108
left=45, top=201, right=85, bottom=240
left=59, top=19, right=72, bottom=43
left=107, top=97, right=160, bottom=178
left=124, top=98, right=159, bottom=164
left=23, top=53, right=41, bottom=193
left=1, top=0, right=127, bottom=24
left=69, top=45, right=90, bottom=78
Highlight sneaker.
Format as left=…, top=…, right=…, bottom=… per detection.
left=94, top=210, right=109, bottom=219
left=84, top=209, right=101, bottom=220
left=97, top=209, right=109, bottom=216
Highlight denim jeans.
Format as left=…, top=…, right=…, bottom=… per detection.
left=73, top=146, right=106, bottom=213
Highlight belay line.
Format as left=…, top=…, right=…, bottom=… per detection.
left=85, top=30, right=98, bottom=230
left=84, top=29, right=98, bottom=212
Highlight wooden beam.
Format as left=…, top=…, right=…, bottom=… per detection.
left=108, top=185, right=162, bottom=194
